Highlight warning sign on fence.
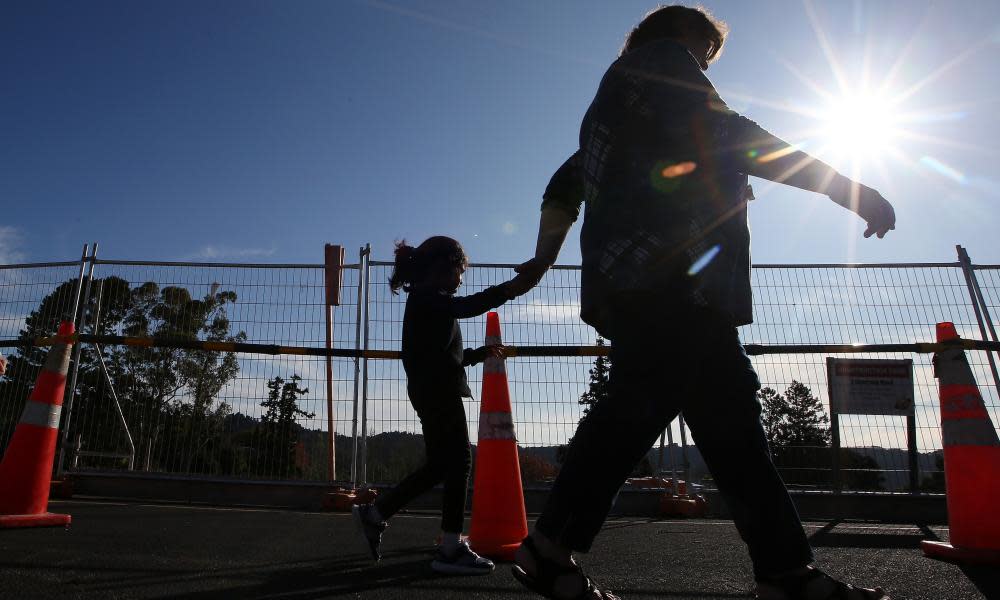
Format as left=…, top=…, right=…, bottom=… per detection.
left=827, top=358, right=914, bottom=416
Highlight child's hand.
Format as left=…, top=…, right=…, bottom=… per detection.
left=0, top=353, right=7, bottom=377
left=480, top=344, right=506, bottom=361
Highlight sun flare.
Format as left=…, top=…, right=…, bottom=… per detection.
left=819, top=92, right=899, bottom=158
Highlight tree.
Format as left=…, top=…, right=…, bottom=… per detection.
left=758, top=381, right=831, bottom=449
left=758, top=381, right=882, bottom=491
left=102, top=282, right=246, bottom=473
left=559, top=338, right=653, bottom=477
left=558, top=338, right=611, bottom=464
left=920, top=452, right=945, bottom=493
left=758, top=383, right=827, bottom=487
left=0, top=277, right=131, bottom=453
left=0, top=277, right=246, bottom=474
left=781, top=381, right=832, bottom=447
left=519, top=453, right=558, bottom=484
left=253, top=375, right=315, bottom=478
left=757, top=387, right=786, bottom=446
left=578, top=338, right=611, bottom=419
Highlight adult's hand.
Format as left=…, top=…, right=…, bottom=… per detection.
left=830, top=181, right=896, bottom=239
left=0, top=354, right=7, bottom=377
left=508, top=257, right=550, bottom=296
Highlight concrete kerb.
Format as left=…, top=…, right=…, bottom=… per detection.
left=66, top=471, right=947, bottom=523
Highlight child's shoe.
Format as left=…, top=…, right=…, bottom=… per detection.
left=352, top=503, right=387, bottom=562
left=431, top=540, right=496, bottom=575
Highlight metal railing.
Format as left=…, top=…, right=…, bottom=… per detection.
left=1, top=244, right=998, bottom=495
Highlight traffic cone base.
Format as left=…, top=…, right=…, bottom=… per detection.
left=0, top=512, right=71, bottom=529
left=921, top=540, right=1000, bottom=567
left=941, top=446, right=1000, bottom=550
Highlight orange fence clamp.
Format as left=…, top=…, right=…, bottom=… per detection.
left=321, top=487, right=377, bottom=512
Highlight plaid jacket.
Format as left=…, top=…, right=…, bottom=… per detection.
left=543, top=39, right=781, bottom=337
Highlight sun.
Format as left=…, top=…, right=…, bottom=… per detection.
left=818, top=92, right=900, bottom=158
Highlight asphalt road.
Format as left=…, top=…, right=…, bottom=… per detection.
left=0, top=499, right=996, bottom=599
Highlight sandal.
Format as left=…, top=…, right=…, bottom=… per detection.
left=511, top=536, right=621, bottom=600
left=755, top=567, right=889, bottom=600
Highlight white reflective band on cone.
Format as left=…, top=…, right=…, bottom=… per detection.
left=479, top=411, right=516, bottom=441
left=942, top=420, right=1000, bottom=447
left=484, top=357, right=506, bottom=375
left=20, top=400, right=62, bottom=429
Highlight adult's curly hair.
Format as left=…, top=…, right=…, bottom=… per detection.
left=620, top=4, right=729, bottom=61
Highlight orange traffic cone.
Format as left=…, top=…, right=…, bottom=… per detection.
left=468, top=311, right=528, bottom=561
left=921, top=322, right=1000, bottom=565
left=0, top=321, right=75, bottom=528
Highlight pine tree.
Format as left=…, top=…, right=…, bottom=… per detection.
left=578, top=337, right=611, bottom=418
left=758, top=381, right=831, bottom=448
left=257, top=375, right=315, bottom=477
left=781, top=381, right=831, bottom=447
left=757, top=387, right=786, bottom=445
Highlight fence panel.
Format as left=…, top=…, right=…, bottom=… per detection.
left=63, top=259, right=362, bottom=481
left=746, top=264, right=988, bottom=492
left=3, top=252, right=998, bottom=494
left=0, top=262, right=84, bottom=452
left=364, top=261, right=990, bottom=492
left=364, top=262, right=595, bottom=483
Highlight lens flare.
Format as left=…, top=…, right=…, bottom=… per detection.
left=919, top=156, right=966, bottom=184
left=687, top=245, right=721, bottom=276
left=661, top=162, right=697, bottom=178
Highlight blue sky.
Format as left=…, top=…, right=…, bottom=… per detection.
left=3, top=0, right=999, bottom=266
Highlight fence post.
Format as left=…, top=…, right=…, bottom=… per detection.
left=826, top=357, right=842, bottom=493
left=956, top=246, right=1000, bottom=396
left=350, top=245, right=367, bottom=488
left=67, top=244, right=89, bottom=332
left=324, top=244, right=345, bottom=482
left=360, top=244, right=372, bottom=485
left=57, top=243, right=97, bottom=477
left=907, top=410, right=919, bottom=494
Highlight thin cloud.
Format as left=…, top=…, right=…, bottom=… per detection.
left=0, top=226, right=25, bottom=264
left=187, top=246, right=277, bottom=261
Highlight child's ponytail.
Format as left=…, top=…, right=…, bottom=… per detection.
left=388, top=236, right=468, bottom=294
left=389, top=240, right=418, bottom=294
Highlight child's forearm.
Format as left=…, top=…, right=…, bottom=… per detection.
left=443, top=284, right=513, bottom=319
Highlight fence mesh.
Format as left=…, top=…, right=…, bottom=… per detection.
left=2, top=252, right=999, bottom=494
left=0, top=262, right=83, bottom=453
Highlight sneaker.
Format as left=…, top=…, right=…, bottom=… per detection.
left=431, top=540, right=496, bottom=575
left=352, top=503, right=387, bottom=562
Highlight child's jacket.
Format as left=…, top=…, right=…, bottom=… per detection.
left=401, top=285, right=509, bottom=399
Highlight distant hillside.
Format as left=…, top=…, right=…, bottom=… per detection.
left=236, top=415, right=945, bottom=492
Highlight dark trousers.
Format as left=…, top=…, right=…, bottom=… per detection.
left=535, top=304, right=814, bottom=578
left=375, top=394, right=472, bottom=534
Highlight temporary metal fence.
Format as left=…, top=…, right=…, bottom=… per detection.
left=1, top=244, right=998, bottom=495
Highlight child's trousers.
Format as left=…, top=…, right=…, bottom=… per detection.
left=374, top=394, right=472, bottom=534
left=535, top=302, right=814, bottom=578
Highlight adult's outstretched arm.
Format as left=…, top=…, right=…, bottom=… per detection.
left=510, top=154, right=581, bottom=295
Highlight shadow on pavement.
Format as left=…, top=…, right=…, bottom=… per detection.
left=808, top=520, right=1000, bottom=598
left=960, top=565, right=1000, bottom=599
left=808, top=520, right=930, bottom=549
left=154, top=555, right=444, bottom=599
